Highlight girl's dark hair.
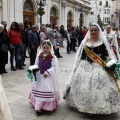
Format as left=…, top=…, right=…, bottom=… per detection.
left=42, top=41, right=51, bottom=47
left=90, top=25, right=99, bottom=31
left=10, top=22, right=20, bottom=31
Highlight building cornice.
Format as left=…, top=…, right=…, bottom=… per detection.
left=70, top=0, right=91, bottom=10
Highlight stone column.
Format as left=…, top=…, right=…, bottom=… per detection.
left=14, top=0, right=23, bottom=23
left=76, top=8, right=79, bottom=27
left=73, top=6, right=76, bottom=26
left=0, top=0, right=2, bottom=22
left=2, top=0, right=8, bottom=23
left=64, top=6, right=67, bottom=30
left=59, top=2, right=62, bottom=26
left=9, top=0, right=15, bottom=24
left=62, top=1, right=67, bottom=29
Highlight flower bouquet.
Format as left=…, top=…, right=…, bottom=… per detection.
left=106, top=60, right=120, bottom=79
left=27, top=65, right=39, bottom=82
left=106, top=60, right=117, bottom=70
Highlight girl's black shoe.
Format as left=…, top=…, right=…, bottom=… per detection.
left=36, top=110, right=44, bottom=116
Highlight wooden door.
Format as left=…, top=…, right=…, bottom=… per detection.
left=67, top=19, right=72, bottom=28
left=50, top=16, right=58, bottom=29
left=23, top=11, right=34, bottom=28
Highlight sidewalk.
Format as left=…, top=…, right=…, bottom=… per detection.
left=1, top=44, right=120, bottom=120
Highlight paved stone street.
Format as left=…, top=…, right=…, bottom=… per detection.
left=1, top=44, right=120, bottom=120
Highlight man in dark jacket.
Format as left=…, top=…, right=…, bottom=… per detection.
left=70, top=26, right=77, bottom=52
left=60, top=25, right=66, bottom=47
left=78, top=27, right=84, bottom=46
left=19, top=23, right=28, bottom=66
left=28, top=25, right=39, bottom=65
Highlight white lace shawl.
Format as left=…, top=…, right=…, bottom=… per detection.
left=65, top=23, right=115, bottom=88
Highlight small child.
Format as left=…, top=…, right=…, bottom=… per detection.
left=66, top=30, right=71, bottom=54
left=29, top=40, right=60, bottom=116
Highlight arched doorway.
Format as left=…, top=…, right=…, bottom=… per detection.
left=50, top=7, right=58, bottom=29
left=23, top=0, right=34, bottom=28
left=67, top=11, right=73, bottom=29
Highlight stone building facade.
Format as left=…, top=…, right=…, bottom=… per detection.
left=0, top=0, right=91, bottom=29
left=89, top=0, right=119, bottom=27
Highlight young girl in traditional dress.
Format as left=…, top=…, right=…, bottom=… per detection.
left=29, top=40, right=60, bottom=116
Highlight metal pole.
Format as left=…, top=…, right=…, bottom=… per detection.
left=39, top=5, right=42, bottom=28
left=40, top=15, right=42, bottom=25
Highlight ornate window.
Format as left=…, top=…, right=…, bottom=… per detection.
left=99, top=1, right=102, bottom=6
left=67, top=12, right=72, bottom=19
left=107, top=9, right=110, bottom=14
left=106, top=1, right=108, bottom=7
left=23, top=0, right=34, bottom=11
left=50, top=7, right=57, bottom=16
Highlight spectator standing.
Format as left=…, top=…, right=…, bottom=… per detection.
left=46, top=24, right=55, bottom=48
left=28, top=25, right=39, bottom=65
left=60, top=25, right=66, bottom=47
left=40, top=25, right=48, bottom=45
left=78, top=27, right=84, bottom=46
left=36, top=25, right=40, bottom=47
left=8, top=22, right=22, bottom=71
left=0, top=24, right=9, bottom=74
left=66, top=30, right=71, bottom=54
left=19, top=23, right=28, bottom=66
left=1, top=21, right=7, bottom=33
left=70, top=26, right=77, bottom=52
left=54, top=25, right=63, bottom=58
left=115, top=27, right=120, bottom=48
left=25, top=25, right=31, bottom=58
left=82, top=26, right=87, bottom=38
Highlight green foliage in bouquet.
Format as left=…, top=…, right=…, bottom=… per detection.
left=105, top=60, right=120, bottom=80
left=36, top=9, right=45, bottom=16
left=27, top=65, right=39, bottom=82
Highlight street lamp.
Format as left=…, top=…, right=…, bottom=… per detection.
left=36, top=0, right=46, bottom=26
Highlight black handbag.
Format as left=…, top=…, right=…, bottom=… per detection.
left=1, top=44, right=8, bottom=52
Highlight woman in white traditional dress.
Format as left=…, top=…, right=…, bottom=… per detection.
left=63, top=24, right=120, bottom=117
left=0, top=75, right=12, bottom=120
left=29, top=40, right=60, bottom=116
left=103, top=25, right=120, bottom=61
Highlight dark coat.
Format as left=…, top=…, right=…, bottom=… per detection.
left=78, top=30, right=84, bottom=40
left=21, top=29, right=28, bottom=44
left=60, top=27, right=65, bottom=37
left=28, top=30, right=39, bottom=49
left=0, top=31, right=9, bottom=65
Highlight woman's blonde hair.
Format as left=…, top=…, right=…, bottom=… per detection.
left=41, top=25, right=46, bottom=32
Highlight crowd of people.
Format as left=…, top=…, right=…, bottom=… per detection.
left=1, top=19, right=120, bottom=119
left=0, top=21, right=88, bottom=75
